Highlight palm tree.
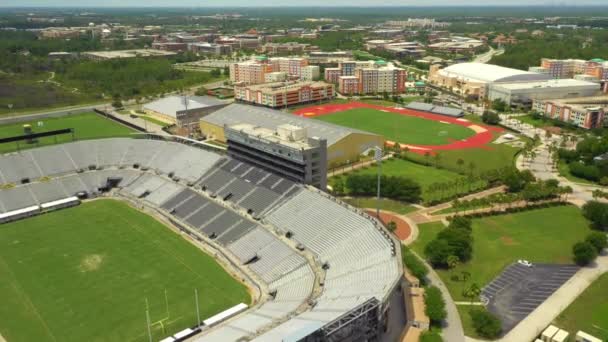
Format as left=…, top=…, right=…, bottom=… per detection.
left=468, top=162, right=476, bottom=177
left=467, top=283, right=482, bottom=304
left=457, top=158, right=465, bottom=173
left=434, top=153, right=442, bottom=168
left=447, top=255, right=460, bottom=269
left=424, top=152, right=431, bottom=166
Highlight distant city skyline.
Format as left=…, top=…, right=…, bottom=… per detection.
left=2, top=0, right=608, bottom=7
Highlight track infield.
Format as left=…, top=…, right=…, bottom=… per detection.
left=293, top=102, right=503, bottom=154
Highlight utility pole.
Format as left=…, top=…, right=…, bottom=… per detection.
left=195, top=289, right=201, bottom=327
left=145, top=309, right=152, bottom=342
left=375, top=146, right=383, bottom=218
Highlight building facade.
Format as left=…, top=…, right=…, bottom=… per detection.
left=327, top=60, right=407, bottom=95
left=225, top=124, right=328, bottom=189
left=532, top=97, right=607, bottom=129
left=229, top=56, right=316, bottom=84
left=234, top=81, right=334, bottom=108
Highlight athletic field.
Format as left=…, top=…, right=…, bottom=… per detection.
left=0, top=112, right=135, bottom=153
left=0, top=199, right=250, bottom=342
left=314, top=108, right=475, bottom=145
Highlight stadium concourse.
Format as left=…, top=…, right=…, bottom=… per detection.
left=293, top=102, right=504, bottom=154
left=0, top=136, right=402, bottom=341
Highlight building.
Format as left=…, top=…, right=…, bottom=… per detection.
left=338, top=76, right=359, bottom=95
left=188, top=43, right=232, bottom=56
left=259, top=42, right=310, bottom=55
left=384, top=18, right=450, bottom=29
left=81, top=49, right=177, bottom=61
left=142, top=95, right=229, bottom=128
left=264, top=72, right=288, bottom=83
left=224, top=123, right=328, bottom=189
left=229, top=56, right=314, bottom=84
left=234, top=81, right=334, bottom=108
left=199, top=103, right=384, bottom=167
left=307, top=51, right=353, bottom=64
left=575, top=331, right=602, bottom=342
left=151, top=42, right=188, bottom=51
left=405, top=102, right=464, bottom=118
left=300, top=65, right=320, bottom=81
left=38, top=27, right=81, bottom=39
left=427, top=37, right=485, bottom=54
left=488, top=79, right=600, bottom=107
left=429, top=62, right=552, bottom=99
left=327, top=60, right=407, bottom=95
left=530, top=58, right=608, bottom=81
left=532, top=95, right=608, bottom=129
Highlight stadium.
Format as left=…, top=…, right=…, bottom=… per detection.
left=0, top=134, right=402, bottom=342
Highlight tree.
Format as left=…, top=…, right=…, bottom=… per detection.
left=464, top=283, right=481, bottom=304
left=447, top=255, right=460, bottom=269
left=401, top=246, right=428, bottom=282
left=585, top=231, right=608, bottom=254
left=424, top=151, right=431, bottom=166
left=482, top=111, right=501, bottom=125
left=111, top=96, right=122, bottom=109
left=424, top=286, right=447, bottom=324
left=434, top=153, right=442, bottom=168
left=424, top=238, right=452, bottom=267
left=469, top=308, right=502, bottom=339
left=572, top=241, right=598, bottom=266
left=582, top=201, right=608, bottom=230
left=386, top=221, right=397, bottom=233
left=457, top=158, right=465, bottom=172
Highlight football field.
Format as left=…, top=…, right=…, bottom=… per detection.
left=313, top=108, right=475, bottom=145
left=0, top=199, right=250, bottom=342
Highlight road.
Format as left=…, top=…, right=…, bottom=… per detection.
left=473, top=46, right=504, bottom=64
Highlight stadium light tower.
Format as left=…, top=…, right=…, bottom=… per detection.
left=375, top=146, right=382, bottom=218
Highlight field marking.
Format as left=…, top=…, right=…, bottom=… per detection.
left=0, top=253, right=58, bottom=342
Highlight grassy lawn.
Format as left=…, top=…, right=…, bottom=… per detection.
left=405, top=142, right=522, bottom=175
left=314, top=108, right=475, bottom=145
left=434, top=202, right=492, bottom=215
left=419, top=206, right=591, bottom=301
left=0, top=199, right=250, bottom=342
left=0, top=112, right=135, bottom=154
left=457, top=305, right=489, bottom=340
left=332, top=158, right=487, bottom=203
left=341, top=196, right=418, bottom=215
left=554, top=273, right=608, bottom=341
left=515, top=114, right=553, bottom=128
left=410, top=221, right=446, bottom=257
left=140, top=115, right=171, bottom=127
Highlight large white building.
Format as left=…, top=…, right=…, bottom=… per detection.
left=488, top=79, right=600, bottom=106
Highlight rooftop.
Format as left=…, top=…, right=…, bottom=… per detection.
left=143, top=95, right=227, bottom=118
left=491, top=78, right=600, bottom=91
left=228, top=123, right=314, bottom=150
left=439, top=62, right=551, bottom=83
left=82, top=49, right=177, bottom=59
left=236, top=81, right=332, bottom=95
left=201, top=103, right=378, bottom=146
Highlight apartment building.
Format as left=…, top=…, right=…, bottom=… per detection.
left=230, top=56, right=319, bottom=84
left=532, top=96, right=608, bottom=129
left=188, top=42, right=232, bottom=56
left=259, top=42, right=311, bottom=55
left=229, top=58, right=273, bottom=84
left=536, top=58, right=587, bottom=79
left=234, top=81, right=334, bottom=108
left=327, top=60, right=407, bottom=95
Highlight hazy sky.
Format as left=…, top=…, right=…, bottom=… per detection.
left=2, top=0, right=608, bottom=7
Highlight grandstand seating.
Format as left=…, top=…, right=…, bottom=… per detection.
left=0, top=137, right=400, bottom=342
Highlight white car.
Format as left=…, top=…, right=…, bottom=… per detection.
left=518, top=260, right=533, bottom=267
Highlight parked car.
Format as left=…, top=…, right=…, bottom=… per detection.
left=518, top=259, right=533, bottom=267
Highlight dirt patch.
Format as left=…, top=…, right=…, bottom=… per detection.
left=79, top=254, right=104, bottom=272
left=500, top=236, right=515, bottom=246
left=365, top=210, right=411, bottom=241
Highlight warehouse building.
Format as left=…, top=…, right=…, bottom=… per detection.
left=142, top=95, right=229, bottom=128
left=200, top=103, right=384, bottom=167
left=488, top=79, right=600, bottom=107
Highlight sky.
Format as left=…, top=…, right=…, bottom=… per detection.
left=2, top=0, right=608, bottom=7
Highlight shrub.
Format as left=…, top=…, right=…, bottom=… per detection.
left=582, top=201, right=608, bottom=230
left=469, top=308, right=502, bottom=339
left=572, top=241, right=598, bottom=266
left=585, top=231, right=607, bottom=254
left=424, top=238, right=452, bottom=267
left=401, top=246, right=428, bottom=283
left=420, top=331, right=443, bottom=342
left=424, top=286, right=447, bottom=324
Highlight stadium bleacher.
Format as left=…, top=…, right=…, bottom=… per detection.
left=0, top=137, right=401, bottom=341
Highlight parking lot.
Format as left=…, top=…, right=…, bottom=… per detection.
left=482, top=262, right=579, bottom=333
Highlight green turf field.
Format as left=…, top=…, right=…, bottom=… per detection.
left=0, top=112, right=135, bottom=154
left=314, top=108, right=475, bottom=145
left=555, top=272, right=608, bottom=340
left=411, top=206, right=591, bottom=301
left=331, top=158, right=487, bottom=203
left=0, top=199, right=250, bottom=342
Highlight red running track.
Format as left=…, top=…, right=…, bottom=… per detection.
left=292, top=102, right=504, bottom=154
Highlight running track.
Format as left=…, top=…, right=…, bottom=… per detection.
left=293, top=102, right=504, bottom=155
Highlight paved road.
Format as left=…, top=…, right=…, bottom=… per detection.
left=473, top=46, right=504, bottom=64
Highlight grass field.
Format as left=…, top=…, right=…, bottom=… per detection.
left=331, top=158, right=487, bottom=203
left=555, top=273, right=608, bottom=340
left=0, top=112, right=135, bottom=153
left=0, top=199, right=250, bottom=342
left=405, top=142, right=523, bottom=175
left=314, top=108, right=475, bottom=145
left=341, top=197, right=418, bottom=214
left=412, top=206, right=591, bottom=301
left=410, top=221, right=446, bottom=257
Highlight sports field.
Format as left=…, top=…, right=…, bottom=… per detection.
left=0, top=112, right=135, bottom=153
left=0, top=199, right=250, bottom=342
left=411, top=206, right=591, bottom=301
left=314, top=108, right=475, bottom=145
left=555, top=272, right=608, bottom=340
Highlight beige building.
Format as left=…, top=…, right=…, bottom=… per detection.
left=142, top=95, right=229, bottom=128
left=234, top=81, right=334, bottom=108
left=200, top=103, right=383, bottom=167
